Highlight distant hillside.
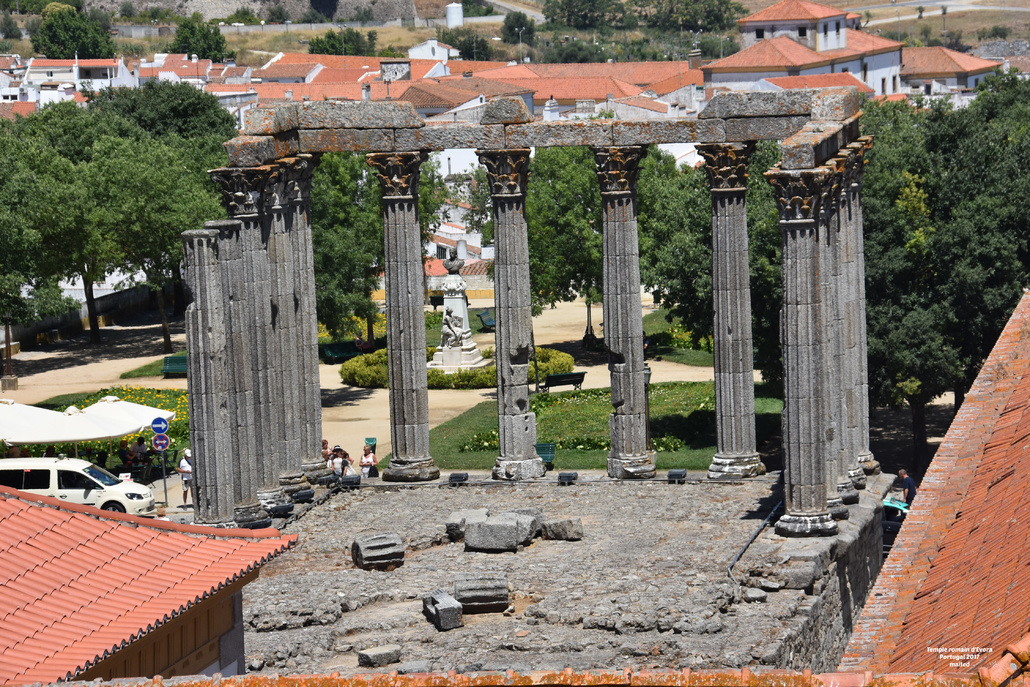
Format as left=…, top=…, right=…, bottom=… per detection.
left=104, top=0, right=418, bottom=23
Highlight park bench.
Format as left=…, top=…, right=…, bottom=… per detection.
left=535, top=442, right=556, bottom=471
left=320, top=341, right=366, bottom=364
left=161, top=356, right=187, bottom=377
left=543, top=372, right=586, bottom=391
left=477, top=310, right=495, bottom=332
left=429, top=294, right=444, bottom=310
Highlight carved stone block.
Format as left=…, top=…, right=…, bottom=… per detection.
left=423, top=590, right=463, bottom=630
left=464, top=513, right=536, bottom=552
left=700, top=90, right=813, bottom=119
left=541, top=518, right=584, bottom=541
left=611, top=119, right=726, bottom=146
left=298, top=128, right=396, bottom=154
left=445, top=508, right=489, bottom=541
left=453, top=572, right=510, bottom=613
left=242, top=104, right=299, bottom=136
left=298, top=100, right=423, bottom=129
left=780, top=123, right=845, bottom=170
left=725, top=116, right=809, bottom=142
left=505, top=120, right=614, bottom=149
left=480, top=96, right=534, bottom=124
left=811, top=87, right=862, bottom=122
left=351, top=532, right=406, bottom=570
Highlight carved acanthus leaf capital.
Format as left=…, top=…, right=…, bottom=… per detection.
left=366, top=151, right=426, bottom=198
left=765, top=167, right=832, bottom=222
left=476, top=149, right=530, bottom=197
left=594, top=146, right=648, bottom=196
left=282, top=154, right=321, bottom=205
left=697, top=142, right=755, bottom=191
left=209, top=166, right=279, bottom=218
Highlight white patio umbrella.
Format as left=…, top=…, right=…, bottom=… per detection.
left=0, top=399, right=141, bottom=446
left=80, top=395, right=175, bottom=434
left=59, top=406, right=142, bottom=442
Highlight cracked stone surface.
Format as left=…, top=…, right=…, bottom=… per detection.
left=241, top=475, right=858, bottom=674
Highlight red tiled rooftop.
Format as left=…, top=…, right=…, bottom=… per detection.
left=205, top=81, right=414, bottom=102
left=252, top=62, right=320, bottom=79
left=469, top=61, right=695, bottom=87
left=0, top=102, right=36, bottom=120
left=267, top=53, right=442, bottom=80
left=901, top=46, right=1002, bottom=76
left=705, top=36, right=827, bottom=70
left=614, top=95, right=671, bottom=113
left=310, top=68, right=375, bottom=84
left=644, top=69, right=704, bottom=94
left=740, top=0, right=847, bottom=24
left=843, top=291, right=1030, bottom=674
left=0, top=485, right=296, bottom=686
left=763, top=72, right=873, bottom=92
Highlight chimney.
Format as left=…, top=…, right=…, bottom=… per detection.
left=543, top=96, right=559, bottom=121
left=362, top=83, right=371, bottom=101
left=191, top=53, right=199, bottom=63
left=457, top=239, right=468, bottom=260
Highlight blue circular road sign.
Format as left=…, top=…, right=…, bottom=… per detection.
left=152, top=433, right=170, bottom=451
left=151, top=417, right=169, bottom=434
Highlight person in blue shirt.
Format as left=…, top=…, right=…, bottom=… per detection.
left=898, top=468, right=917, bottom=506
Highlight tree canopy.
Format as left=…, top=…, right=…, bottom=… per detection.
left=30, top=7, right=114, bottom=59
left=501, top=12, right=535, bottom=46
left=168, top=13, right=231, bottom=62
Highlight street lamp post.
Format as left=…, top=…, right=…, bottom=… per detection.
left=892, top=0, right=901, bottom=42
left=517, top=26, right=525, bottom=63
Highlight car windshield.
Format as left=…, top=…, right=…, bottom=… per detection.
left=84, top=465, right=121, bottom=487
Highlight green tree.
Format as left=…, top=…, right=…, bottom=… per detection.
left=31, top=7, right=115, bottom=59
left=88, top=80, right=237, bottom=143
left=501, top=11, right=535, bottom=45
left=299, top=8, right=328, bottom=22
left=267, top=4, right=289, bottom=22
left=437, top=26, right=492, bottom=61
left=0, top=11, right=19, bottom=39
left=309, top=29, right=342, bottom=55
left=169, top=13, right=230, bottom=61
left=543, top=0, right=611, bottom=28
left=224, top=6, right=258, bottom=23
left=119, top=1, right=135, bottom=17
left=542, top=37, right=607, bottom=62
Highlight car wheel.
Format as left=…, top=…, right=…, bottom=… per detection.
left=101, top=502, right=126, bottom=513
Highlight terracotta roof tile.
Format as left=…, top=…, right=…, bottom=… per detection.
left=465, top=75, right=642, bottom=104
left=467, top=61, right=695, bottom=87
left=902, top=46, right=1002, bottom=76
left=0, top=485, right=296, bottom=686
left=763, top=72, right=874, bottom=92
left=739, top=0, right=847, bottom=23
left=644, top=69, right=704, bottom=94
left=842, top=291, right=1030, bottom=674
left=267, top=53, right=442, bottom=80
left=705, top=35, right=827, bottom=70
left=252, top=62, right=320, bottom=79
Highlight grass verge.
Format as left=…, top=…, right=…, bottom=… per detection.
left=120, top=350, right=186, bottom=379
left=642, top=309, right=715, bottom=367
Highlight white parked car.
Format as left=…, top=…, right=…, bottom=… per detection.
left=0, top=457, right=156, bottom=516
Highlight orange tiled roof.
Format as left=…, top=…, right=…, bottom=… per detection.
left=645, top=69, right=704, bottom=94
left=268, top=53, right=442, bottom=81
left=31, top=58, right=119, bottom=67
left=445, top=59, right=513, bottom=73
left=0, top=102, right=36, bottom=120
left=838, top=29, right=904, bottom=53
left=705, top=35, right=827, bottom=70
left=739, top=0, right=847, bottom=24
left=205, top=81, right=414, bottom=102
left=468, top=61, right=696, bottom=87
left=842, top=291, right=1030, bottom=674
left=901, top=46, right=1002, bottom=76
left=309, top=67, right=374, bottom=83
left=0, top=485, right=296, bottom=686
left=462, top=75, right=641, bottom=104
left=460, top=258, right=491, bottom=276
left=615, top=95, right=670, bottom=112
left=763, top=72, right=873, bottom=92
left=252, top=62, right=320, bottom=79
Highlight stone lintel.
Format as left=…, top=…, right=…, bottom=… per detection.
left=297, top=100, right=424, bottom=130
left=506, top=119, right=614, bottom=149
left=224, top=135, right=296, bottom=168
left=811, top=87, right=862, bottom=122
left=395, top=123, right=505, bottom=151
left=480, top=96, right=534, bottom=124
left=611, top=118, right=725, bottom=146
left=779, top=123, right=845, bottom=170
left=298, top=128, right=396, bottom=154
left=242, top=103, right=300, bottom=136
left=700, top=89, right=814, bottom=119
left=725, top=116, right=809, bottom=142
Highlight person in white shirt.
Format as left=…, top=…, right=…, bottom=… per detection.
left=177, top=449, right=193, bottom=507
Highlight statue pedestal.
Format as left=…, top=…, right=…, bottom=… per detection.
left=428, top=270, right=490, bottom=374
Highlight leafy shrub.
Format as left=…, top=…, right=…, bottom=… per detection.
left=339, top=348, right=389, bottom=387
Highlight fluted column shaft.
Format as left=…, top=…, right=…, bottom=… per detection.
left=594, top=146, right=655, bottom=480
left=698, top=143, right=765, bottom=480
left=477, top=149, right=545, bottom=481
left=367, top=152, right=439, bottom=482
left=183, top=225, right=235, bottom=525
left=766, top=166, right=838, bottom=537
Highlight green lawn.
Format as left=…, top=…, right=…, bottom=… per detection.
left=386, top=382, right=782, bottom=471
left=642, top=309, right=715, bottom=367
left=120, top=350, right=185, bottom=379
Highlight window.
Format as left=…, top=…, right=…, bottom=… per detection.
left=798, top=26, right=807, bottom=37
left=0, top=470, right=21, bottom=488
left=882, top=78, right=887, bottom=94
left=756, top=28, right=765, bottom=39
left=823, top=23, right=828, bottom=36
left=842, top=67, right=849, bottom=72
left=924, top=83, right=932, bottom=95
left=59, top=470, right=98, bottom=491
left=893, top=75, right=898, bottom=91
left=22, top=469, right=50, bottom=490
left=437, top=245, right=448, bottom=259
left=835, top=21, right=841, bottom=34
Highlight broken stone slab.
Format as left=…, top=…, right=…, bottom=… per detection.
left=423, top=589, right=463, bottom=631
left=724, top=116, right=809, bottom=142
left=395, top=660, right=433, bottom=674
left=464, top=512, right=536, bottom=552
left=351, top=532, right=405, bottom=570
left=779, top=122, right=845, bottom=170
left=297, top=100, right=424, bottom=130
left=480, top=96, right=534, bottom=125
left=242, top=103, right=300, bottom=136
left=509, top=508, right=544, bottom=538
left=453, top=572, right=510, bottom=613
left=811, top=87, right=862, bottom=122
left=699, top=89, right=814, bottom=119
left=445, top=508, right=489, bottom=542
left=224, top=135, right=301, bottom=167
left=357, top=644, right=402, bottom=667
left=541, top=518, right=584, bottom=541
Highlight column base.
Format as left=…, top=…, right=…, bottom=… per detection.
left=301, top=458, right=332, bottom=485
left=775, top=511, right=839, bottom=537
left=256, top=486, right=294, bottom=518
left=847, top=466, right=867, bottom=490
left=234, top=501, right=273, bottom=530
left=492, top=457, right=546, bottom=481
left=608, top=452, right=656, bottom=479
left=383, top=460, right=440, bottom=482
left=837, top=480, right=860, bottom=504
left=707, top=452, right=766, bottom=480
left=828, top=495, right=850, bottom=520
left=858, top=451, right=881, bottom=475
left=1, top=375, right=17, bottom=391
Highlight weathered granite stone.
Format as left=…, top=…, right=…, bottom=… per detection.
left=611, top=119, right=726, bottom=146
left=224, top=136, right=277, bottom=167
left=742, top=588, right=768, bottom=603
left=779, top=123, right=845, bottom=171
left=357, top=644, right=402, bottom=667
left=725, top=116, right=809, bottom=142
left=298, top=128, right=396, bottom=154
left=811, top=87, right=861, bottom=122
left=453, top=572, right=510, bottom=613
left=444, top=508, right=489, bottom=541
left=423, top=589, right=463, bottom=630
left=480, top=96, right=534, bottom=125
left=506, top=120, right=614, bottom=149
left=234, top=501, right=272, bottom=530
left=395, top=123, right=505, bottom=151
left=298, top=100, right=423, bottom=130
left=700, top=89, right=813, bottom=119
left=242, top=104, right=300, bottom=136
left=351, top=532, right=405, bottom=570
left=510, top=507, right=544, bottom=537
left=541, top=518, right=584, bottom=541
left=395, top=661, right=432, bottom=674
left=464, top=513, right=536, bottom=552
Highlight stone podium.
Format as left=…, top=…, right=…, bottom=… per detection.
left=428, top=249, right=489, bottom=373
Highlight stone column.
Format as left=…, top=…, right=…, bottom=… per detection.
left=594, top=146, right=655, bottom=480
left=182, top=224, right=235, bottom=526
left=477, top=149, right=545, bottom=481
left=766, top=166, right=838, bottom=537
left=697, top=143, right=766, bottom=480
left=850, top=137, right=880, bottom=476
left=367, top=151, right=439, bottom=482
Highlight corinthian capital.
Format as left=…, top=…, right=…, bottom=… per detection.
left=697, top=142, right=755, bottom=192
left=476, top=149, right=530, bottom=197
left=593, top=146, right=648, bottom=196
left=209, top=166, right=279, bottom=218
left=282, top=154, right=322, bottom=205
left=366, top=151, right=426, bottom=199
left=765, top=167, right=832, bottom=222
